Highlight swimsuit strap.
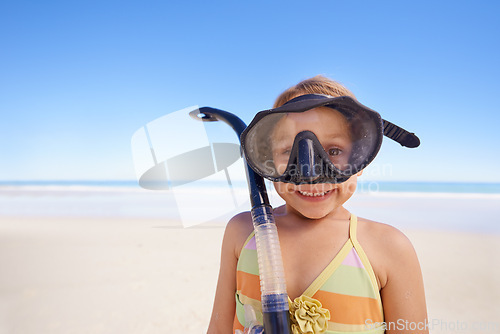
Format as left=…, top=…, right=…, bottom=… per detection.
left=349, top=213, right=358, bottom=242
left=348, top=213, right=384, bottom=313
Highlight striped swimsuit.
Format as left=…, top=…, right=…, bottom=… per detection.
left=233, top=214, right=385, bottom=334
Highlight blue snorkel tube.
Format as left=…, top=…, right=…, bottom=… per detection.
left=190, top=107, right=291, bottom=334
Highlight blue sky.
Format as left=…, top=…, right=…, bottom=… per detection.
left=1, top=0, right=499, bottom=183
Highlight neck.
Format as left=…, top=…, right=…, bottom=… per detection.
left=277, top=204, right=350, bottom=225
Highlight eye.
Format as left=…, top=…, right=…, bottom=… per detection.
left=282, top=148, right=291, bottom=155
left=273, top=147, right=291, bottom=158
left=328, top=147, right=342, bottom=156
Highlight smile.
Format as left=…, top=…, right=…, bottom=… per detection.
left=297, top=189, right=333, bottom=197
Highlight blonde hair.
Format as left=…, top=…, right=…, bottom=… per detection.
left=273, top=75, right=356, bottom=108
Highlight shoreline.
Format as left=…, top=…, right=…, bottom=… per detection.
left=2, top=183, right=500, bottom=194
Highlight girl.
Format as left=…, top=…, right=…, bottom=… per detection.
left=207, top=75, right=428, bottom=334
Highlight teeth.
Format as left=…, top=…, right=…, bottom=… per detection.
left=298, top=190, right=331, bottom=197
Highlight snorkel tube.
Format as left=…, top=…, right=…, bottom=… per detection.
left=190, top=107, right=291, bottom=334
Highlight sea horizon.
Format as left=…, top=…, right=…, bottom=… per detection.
left=1, top=180, right=500, bottom=194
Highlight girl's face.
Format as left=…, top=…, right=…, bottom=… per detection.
left=270, top=107, right=353, bottom=174
left=271, top=107, right=360, bottom=219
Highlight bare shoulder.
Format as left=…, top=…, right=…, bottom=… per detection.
left=224, top=211, right=254, bottom=258
left=357, top=217, right=415, bottom=251
left=356, top=217, right=420, bottom=288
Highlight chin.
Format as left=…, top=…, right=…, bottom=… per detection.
left=299, top=209, right=332, bottom=220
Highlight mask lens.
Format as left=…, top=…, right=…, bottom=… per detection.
left=243, top=103, right=382, bottom=182
left=244, top=112, right=284, bottom=177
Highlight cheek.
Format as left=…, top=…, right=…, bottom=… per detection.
left=273, top=182, right=292, bottom=196
left=338, top=177, right=358, bottom=194
left=272, top=153, right=289, bottom=175
left=275, top=161, right=288, bottom=175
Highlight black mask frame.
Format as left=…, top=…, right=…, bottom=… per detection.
left=240, top=94, right=420, bottom=184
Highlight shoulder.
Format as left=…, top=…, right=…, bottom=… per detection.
left=357, top=217, right=414, bottom=251
left=223, top=211, right=254, bottom=259
left=356, top=217, right=419, bottom=288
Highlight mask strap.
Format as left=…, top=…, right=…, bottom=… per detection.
left=278, top=94, right=421, bottom=148
left=382, top=119, right=420, bottom=148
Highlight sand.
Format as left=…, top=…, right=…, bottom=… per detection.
left=0, top=217, right=223, bottom=334
left=1, top=195, right=499, bottom=333
left=405, top=229, right=500, bottom=333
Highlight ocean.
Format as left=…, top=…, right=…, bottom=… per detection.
left=2, top=180, right=499, bottom=194
left=1, top=180, right=499, bottom=232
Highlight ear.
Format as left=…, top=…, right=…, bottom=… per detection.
left=356, top=169, right=364, bottom=177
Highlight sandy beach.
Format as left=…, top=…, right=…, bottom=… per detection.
left=1, top=187, right=499, bottom=334
left=0, top=216, right=223, bottom=334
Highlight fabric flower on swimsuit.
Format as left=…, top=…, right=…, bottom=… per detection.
left=289, top=295, right=330, bottom=334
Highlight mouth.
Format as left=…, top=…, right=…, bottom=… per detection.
left=296, top=189, right=334, bottom=198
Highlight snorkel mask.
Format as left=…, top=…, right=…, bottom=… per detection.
left=241, top=94, right=419, bottom=184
